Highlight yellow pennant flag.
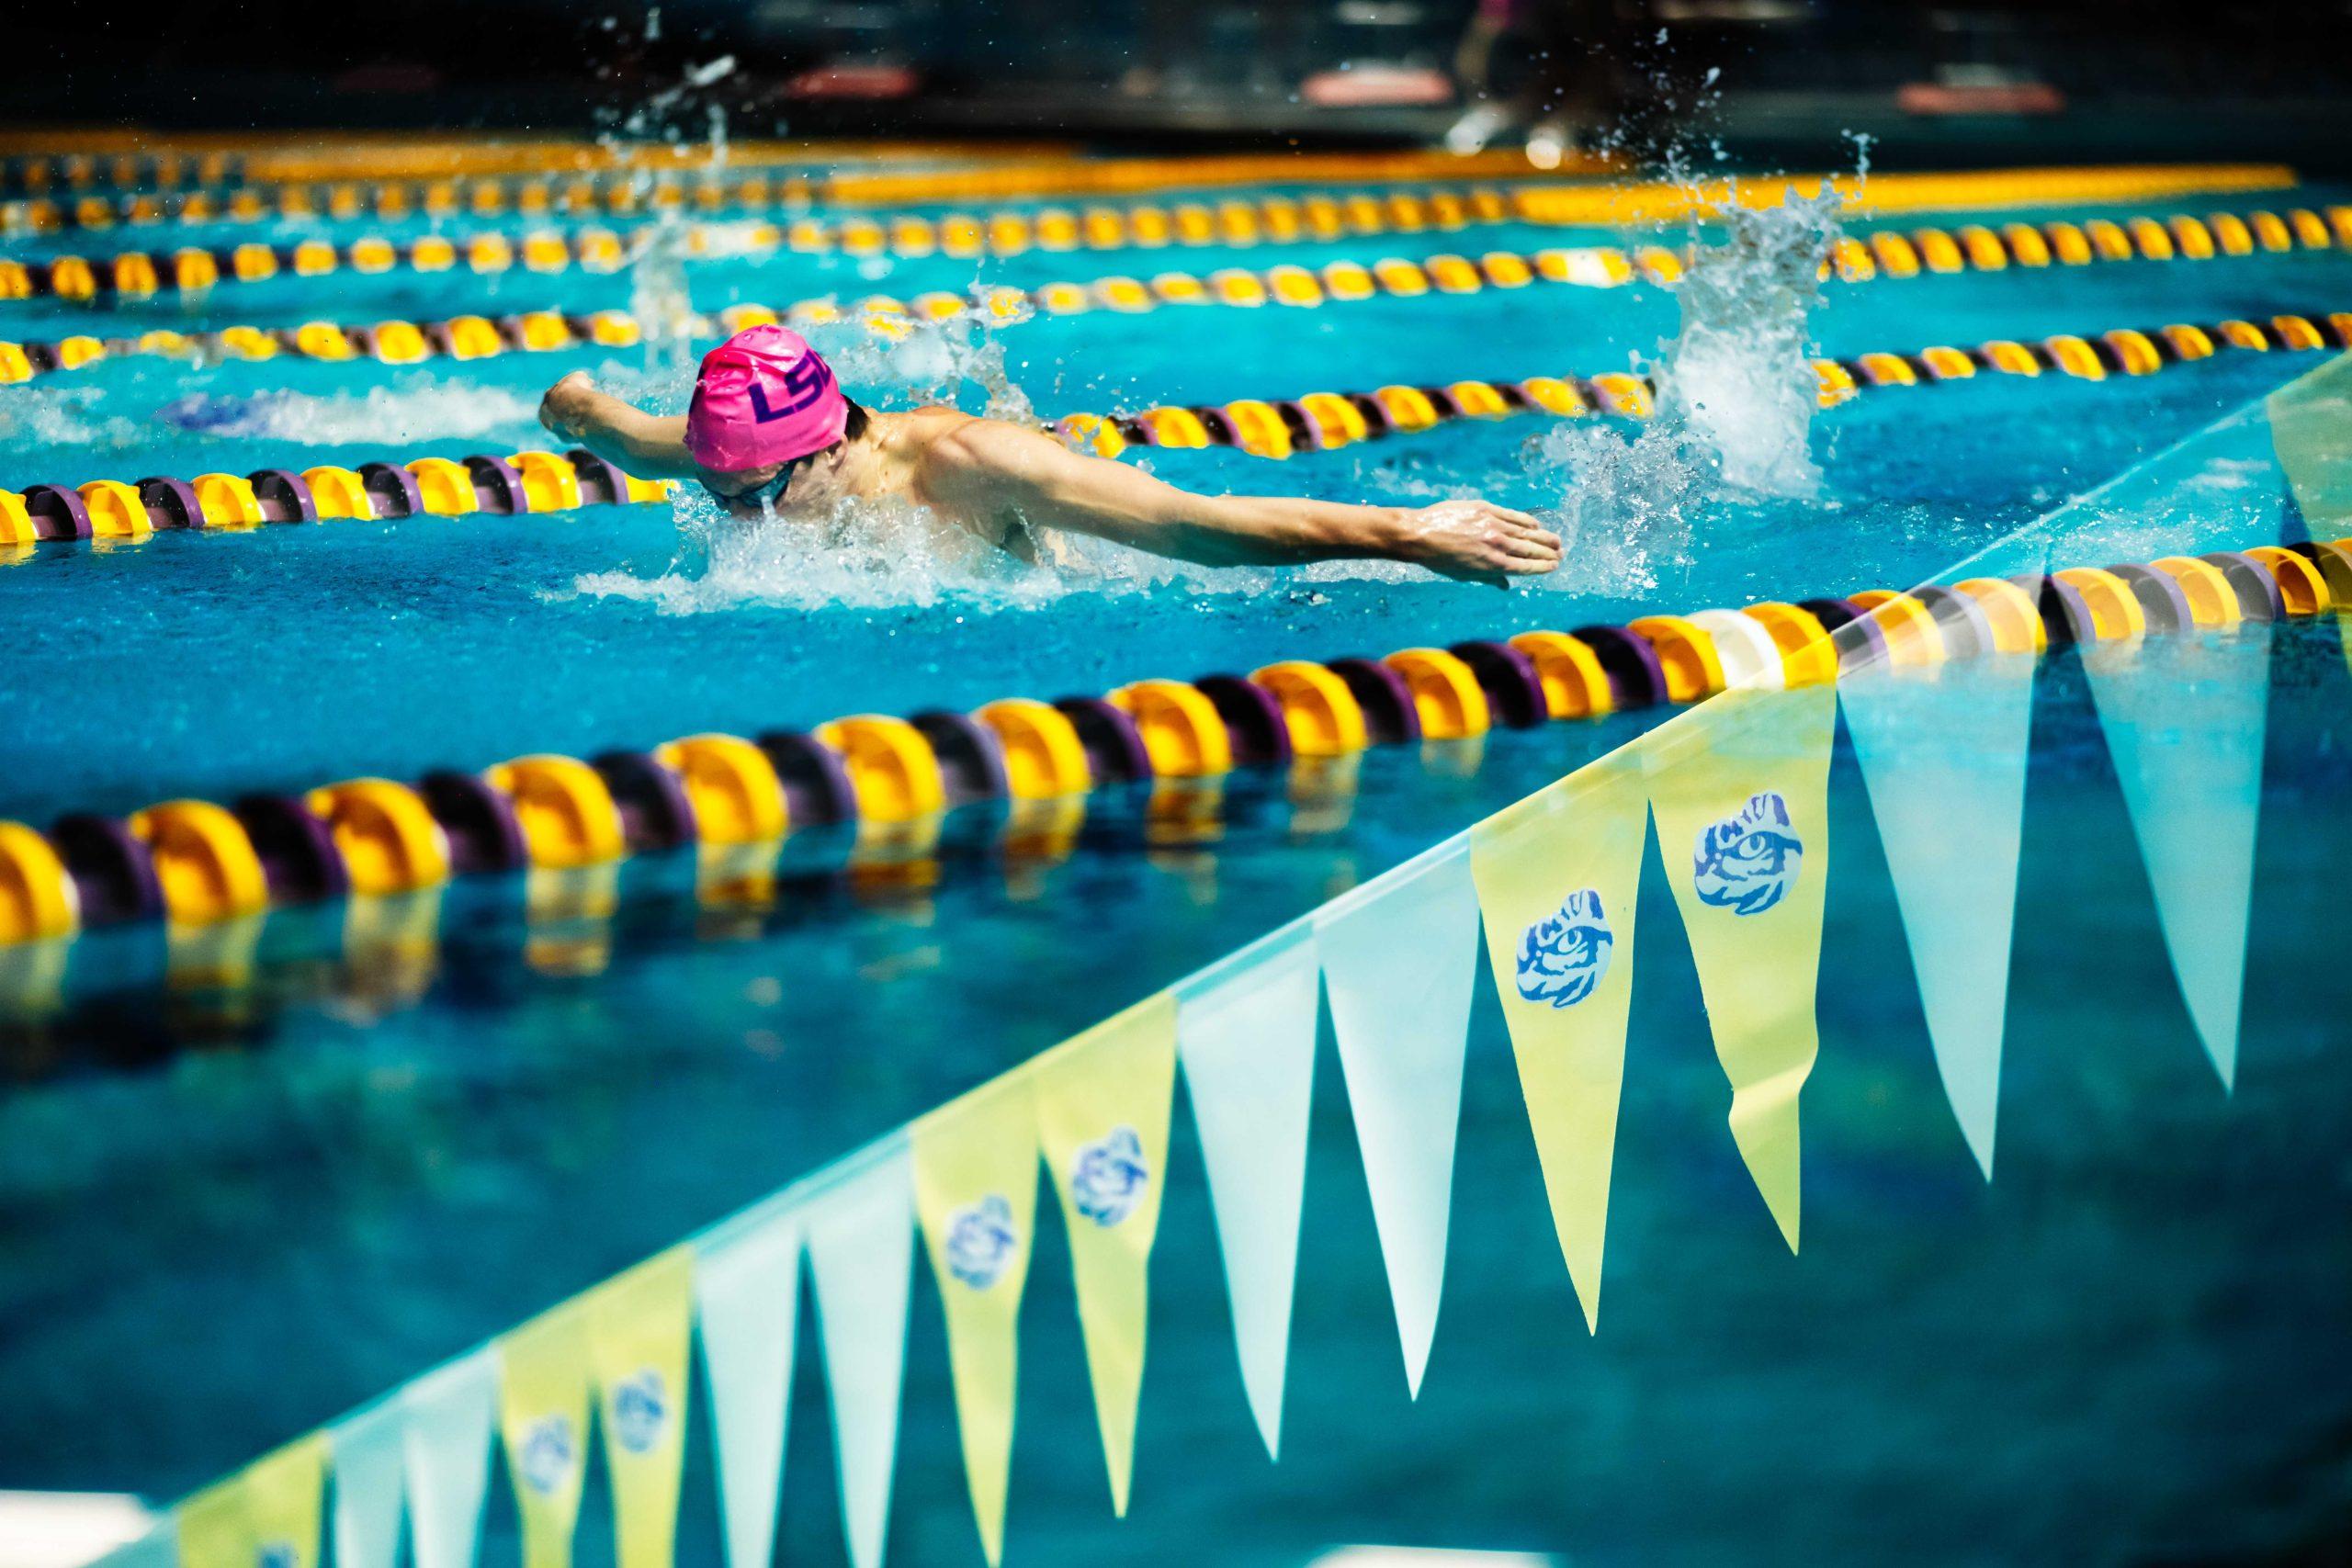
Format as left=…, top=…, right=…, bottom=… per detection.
left=586, top=1249, right=695, bottom=1568
left=497, top=1302, right=593, bottom=1568
left=1469, top=749, right=1648, bottom=1331
left=1031, top=992, right=1180, bottom=1517
left=912, top=1077, right=1040, bottom=1567
left=1642, top=682, right=1838, bottom=1251
left=178, top=1434, right=328, bottom=1568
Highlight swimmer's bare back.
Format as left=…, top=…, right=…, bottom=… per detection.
left=541, top=368, right=1562, bottom=585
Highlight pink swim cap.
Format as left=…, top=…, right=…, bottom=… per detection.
left=683, top=324, right=851, bottom=473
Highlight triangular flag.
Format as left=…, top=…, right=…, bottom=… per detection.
left=805, top=1144, right=915, bottom=1568
left=1317, top=840, right=1479, bottom=1385
left=1643, top=682, right=1838, bottom=1250
left=328, top=1401, right=406, bottom=1568
left=1842, top=644, right=2040, bottom=1176
left=2267, top=352, right=2352, bottom=674
left=911, top=1077, right=1040, bottom=1567
left=177, top=1470, right=248, bottom=1568
left=1469, top=753, right=1647, bottom=1331
left=244, top=1438, right=329, bottom=1568
left=2084, top=626, right=2270, bottom=1087
left=2268, top=350, right=2352, bottom=535
left=694, top=1203, right=802, bottom=1568
left=1032, top=992, right=1181, bottom=1516
left=587, top=1250, right=695, bottom=1568
left=180, top=1435, right=328, bottom=1568
left=1175, top=925, right=1319, bottom=1460
left=496, top=1303, right=593, bottom=1568
left=401, top=1348, right=499, bottom=1568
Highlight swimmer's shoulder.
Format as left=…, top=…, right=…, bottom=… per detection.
left=898, top=406, right=1063, bottom=478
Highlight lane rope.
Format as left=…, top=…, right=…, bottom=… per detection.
left=5, top=180, right=2332, bottom=305
left=2, top=532, right=2335, bottom=947
left=1052, top=309, right=2352, bottom=459
left=8, top=310, right=2346, bottom=548
left=7, top=207, right=2349, bottom=381
left=1, top=146, right=1606, bottom=233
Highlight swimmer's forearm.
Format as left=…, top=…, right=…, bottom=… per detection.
left=1172, top=495, right=1413, bottom=566
left=564, top=391, right=698, bottom=479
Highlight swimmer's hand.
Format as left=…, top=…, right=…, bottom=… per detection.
left=1394, top=500, right=1563, bottom=587
left=537, top=370, right=598, bottom=442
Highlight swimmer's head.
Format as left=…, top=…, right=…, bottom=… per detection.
left=685, top=325, right=869, bottom=518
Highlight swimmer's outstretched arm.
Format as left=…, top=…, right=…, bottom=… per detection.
left=928, top=420, right=1562, bottom=584
left=537, top=372, right=702, bottom=480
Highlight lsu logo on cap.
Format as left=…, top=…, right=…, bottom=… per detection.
left=748, top=354, right=834, bottom=423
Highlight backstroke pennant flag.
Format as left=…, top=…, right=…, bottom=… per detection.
left=1175, top=924, right=1320, bottom=1460
left=2268, top=352, right=2352, bottom=673
left=1642, top=681, right=1838, bottom=1250
left=327, top=1399, right=407, bottom=1568
left=912, top=1077, right=1042, bottom=1566
left=178, top=1434, right=329, bottom=1568
left=495, top=1301, right=594, bottom=1568
left=1032, top=991, right=1181, bottom=1516
left=1840, top=636, right=2042, bottom=1178
left=1469, top=750, right=1648, bottom=1331
left=1316, top=839, right=1480, bottom=1387
left=805, top=1142, right=916, bottom=1568
left=693, top=1201, right=803, bottom=1568
left=586, top=1249, right=696, bottom=1568
left=2083, top=624, right=2271, bottom=1087
left=401, top=1348, right=500, bottom=1568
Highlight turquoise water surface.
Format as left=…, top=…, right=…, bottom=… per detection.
left=4, top=174, right=2350, bottom=1565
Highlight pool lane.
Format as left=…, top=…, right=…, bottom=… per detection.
left=3, top=613, right=2347, bottom=1568
left=0, top=344, right=2318, bottom=826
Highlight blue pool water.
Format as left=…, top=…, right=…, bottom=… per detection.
left=4, top=169, right=2350, bottom=1565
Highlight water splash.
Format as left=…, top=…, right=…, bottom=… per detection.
left=154, top=378, right=541, bottom=445
left=628, top=220, right=699, bottom=376
left=566, top=489, right=1080, bottom=615
left=0, top=387, right=152, bottom=454
left=808, top=309, right=1039, bottom=426
left=1656, top=185, right=1842, bottom=495
left=1520, top=182, right=1842, bottom=592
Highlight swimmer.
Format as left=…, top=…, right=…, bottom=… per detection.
left=537, top=325, right=1561, bottom=585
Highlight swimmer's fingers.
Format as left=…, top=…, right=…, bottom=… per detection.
left=1491, top=506, right=1563, bottom=552
left=1490, top=517, right=1563, bottom=575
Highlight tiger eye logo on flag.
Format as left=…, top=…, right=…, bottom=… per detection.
left=945, top=1193, right=1020, bottom=1289
left=1515, top=888, right=1614, bottom=1008
left=747, top=355, right=835, bottom=423
left=518, top=1413, right=577, bottom=1494
left=1069, top=1126, right=1149, bottom=1227
left=1692, top=791, right=1803, bottom=916
left=611, top=1369, right=669, bottom=1453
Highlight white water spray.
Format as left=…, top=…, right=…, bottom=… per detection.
left=1522, top=182, right=1842, bottom=591
left=1656, top=185, right=1842, bottom=496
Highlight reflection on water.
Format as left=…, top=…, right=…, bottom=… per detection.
left=2, top=637, right=2347, bottom=1567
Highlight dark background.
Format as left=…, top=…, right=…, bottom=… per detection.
left=8, top=1, right=2352, bottom=171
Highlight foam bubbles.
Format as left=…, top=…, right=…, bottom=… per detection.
left=1518, top=182, right=1843, bottom=595
left=1657, top=185, right=1842, bottom=497
left=155, top=378, right=541, bottom=446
